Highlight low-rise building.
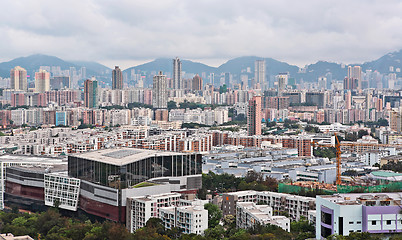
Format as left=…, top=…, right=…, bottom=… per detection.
left=236, top=202, right=290, bottom=232
left=160, top=205, right=208, bottom=235
left=316, top=192, right=402, bottom=239
left=126, top=193, right=181, bottom=233
left=222, top=190, right=315, bottom=220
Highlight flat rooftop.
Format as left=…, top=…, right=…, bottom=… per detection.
left=320, top=192, right=402, bottom=205
left=0, top=154, right=66, bottom=163
left=72, top=148, right=185, bottom=166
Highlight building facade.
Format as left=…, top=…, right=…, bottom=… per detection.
left=10, top=66, right=27, bottom=91
left=152, top=71, right=167, bottom=109
left=112, top=66, right=123, bottom=90
left=247, top=96, right=262, bottom=136
left=84, top=78, right=98, bottom=108
left=173, top=57, right=182, bottom=89
left=35, top=70, right=50, bottom=93
left=236, top=202, right=290, bottom=232
left=254, top=60, right=265, bottom=89
left=316, top=193, right=402, bottom=239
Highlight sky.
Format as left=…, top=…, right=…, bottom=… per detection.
left=1, top=0, right=402, bottom=69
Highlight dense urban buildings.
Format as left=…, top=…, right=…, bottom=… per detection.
left=1, top=56, right=402, bottom=239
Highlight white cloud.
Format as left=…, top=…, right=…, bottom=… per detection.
left=0, top=0, right=402, bottom=69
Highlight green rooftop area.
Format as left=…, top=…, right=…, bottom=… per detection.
left=370, top=171, right=402, bottom=177
left=132, top=181, right=158, bottom=188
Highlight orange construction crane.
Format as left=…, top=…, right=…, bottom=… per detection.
left=312, top=133, right=401, bottom=185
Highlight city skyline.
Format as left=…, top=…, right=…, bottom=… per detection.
left=1, top=1, right=402, bottom=69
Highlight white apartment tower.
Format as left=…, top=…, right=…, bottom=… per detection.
left=10, top=66, right=28, bottom=91
left=254, top=60, right=265, bottom=89
left=173, top=57, right=182, bottom=89
left=152, top=71, right=168, bottom=109
left=35, top=70, right=50, bottom=93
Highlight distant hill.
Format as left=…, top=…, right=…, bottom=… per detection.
left=70, top=61, right=111, bottom=75
left=0, top=54, right=111, bottom=79
left=363, top=49, right=402, bottom=75
left=123, top=58, right=215, bottom=76
left=123, top=49, right=402, bottom=83
left=299, top=61, right=346, bottom=81
left=217, top=56, right=299, bottom=77
left=3, top=50, right=402, bottom=83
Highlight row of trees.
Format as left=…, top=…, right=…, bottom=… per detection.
left=197, top=172, right=278, bottom=200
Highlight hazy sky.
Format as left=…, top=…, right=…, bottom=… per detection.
left=1, top=0, right=402, bottom=69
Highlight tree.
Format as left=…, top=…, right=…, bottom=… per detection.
left=204, top=203, right=222, bottom=228
left=290, top=218, right=315, bottom=240
left=145, top=218, right=166, bottom=235
left=267, top=121, right=276, bottom=128
left=245, top=171, right=259, bottom=183
left=204, top=225, right=225, bottom=240
left=358, top=130, right=369, bottom=139
left=167, top=101, right=177, bottom=110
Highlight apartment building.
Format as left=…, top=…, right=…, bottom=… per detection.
left=160, top=205, right=208, bottom=235
left=126, top=192, right=181, bottom=232
left=236, top=202, right=290, bottom=232
left=222, top=190, right=315, bottom=220
left=316, top=192, right=402, bottom=239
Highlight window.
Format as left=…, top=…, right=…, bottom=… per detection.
left=386, top=220, right=392, bottom=225
left=349, top=221, right=354, bottom=224
left=356, top=221, right=361, bottom=224
left=372, top=221, right=376, bottom=225
left=349, top=230, right=354, bottom=233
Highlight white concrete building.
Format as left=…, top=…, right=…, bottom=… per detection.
left=222, top=190, right=315, bottom=221
left=44, top=172, right=80, bottom=211
left=126, top=192, right=181, bottom=233
left=236, top=202, right=290, bottom=232
left=316, top=192, right=402, bottom=239
left=160, top=205, right=208, bottom=235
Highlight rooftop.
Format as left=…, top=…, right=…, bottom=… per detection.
left=370, top=171, right=402, bottom=178
left=72, top=147, right=185, bottom=166
left=320, top=192, right=402, bottom=205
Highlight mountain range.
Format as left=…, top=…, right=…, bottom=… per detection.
left=0, top=54, right=110, bottom=79
left=1, top=50, right=402, bottom=84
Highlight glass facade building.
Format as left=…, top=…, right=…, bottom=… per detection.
left=68, top=151, right=202, bottom=189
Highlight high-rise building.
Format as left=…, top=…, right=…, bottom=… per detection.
left=173, top=57, right=182, bottom=89
left=69, top=67, right=77, bottom=89
left=209, top=73, right=215, bottom=87
left=80, top=67, right=87, bottom=80
left=254, top=60, right=265, bottom=89
left=51, top=76, right=70, bottom=90
left=348, top=66, right=362, bottom=90
left=276, top=73, right=289, bottom=96
left=152, top=71, right=167, bottom=109
left=192, top=74, right=202, bottom=91
left=10, top=66, right=28, bottom=91
left=247, top=96, right=262, bottom=136
left=112, top=66, right=123, bottom=90
left=224, top=73, right=231, bottom=87
left=318, top=77, right=327, bottom=90
left=35, top=70, right=50, bottom=93
left=84, top=78, right=98, bottom=108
